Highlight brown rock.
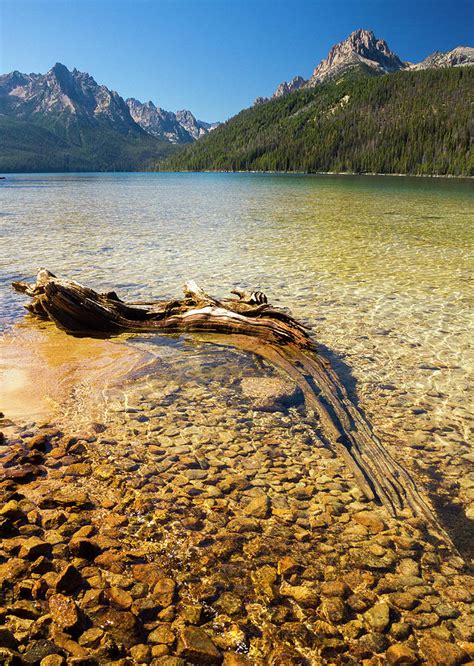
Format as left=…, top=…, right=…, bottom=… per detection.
left=0, top=558, right=29, bottom=582
left=94, top=549, right=126, bottom=573
left=353, top=511, right=386, bottom=533
left=55, top=564, right=83, bottom=593
left=49, top=628, right=89, bottom=658
left=94, top=608, right=139, bottom=648
left=390, top=591, right=419, bottom=610
left=148, top=624, right=175, bottom=645
left=420, top=637, right=467, bottom=665
left=40, top=655, right=65, bottom=666
left=4, top=464, right=38, bottom=483
left=386, top=644, right=418, bottom=665
left=320, top=597, right=346, bottom=623
left=19, top=536, right=52, bottom=560
left=364, top=602, right=391, bottom=632
left=390, top=622, right=412, bottom=640
left=81, top=588, right=103, bottom=607
left=176, top=625, right=221, bottom=664
left=26, top=434, right=50, bottom=451
left=130, top=644, right=151, bottom=663
left=41, top=511, right=67, bottom=530
left=277, top=556, right=299, bottom=576
left=61, top=463, right=92, bottom=477
left=280, top=581, right=318, bottom=608
left=243, top=494, right=270, bottom=518
left=251, top=565, right=278, bottom=602
left=132, top=562, right=165, bottom=586
left=50, top=490, right=91, bottom=508
left=78, top=627, right=104, bottom=648
left=216, top=592, right=242, bottom=616
left=151, top=644, right=170, bottom=658
left=131, top=597, right=161, bottom=622
left=106, top=586, right=133, bottom=609
left=48, top=594, right=80, bottom=630
left=240, top=376, right=303, bottom=411
left=68, top=537, right=99, bottom=559
left=130, top=643, right=151, bottom=664
left=0, top=500, right=25, bottom=522
left=153, top=577, right=176, bottom=607
left=321, top=580, right=352, bottom=598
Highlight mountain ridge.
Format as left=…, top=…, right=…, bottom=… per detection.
left=2, top=29, right=473, bottom=173
left=255, top=29, right=474, bottom=105
left=0, top=63, right=217, bottom=172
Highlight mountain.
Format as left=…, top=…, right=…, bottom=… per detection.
left=175, top=109, right=219, bottom=139
left=254, top=29, right=407, bottom=105
left=0, top=63, right=146, bottom=133
left=256, top=30, right=474, bottom=106
left=0, top=63, right=216, bottom=172
left=256, top=76, right=306, bottom=105
left=126, top=99, right=219, bottom=143
left=0, top=63, right=177, bottom=172
left=162, top=65, right=473, bottom=176
left=413, top=46, right=474, bottom=70
left=307, top=28, right=407, bottom=85
left=126, top=98, right=194, bottom=143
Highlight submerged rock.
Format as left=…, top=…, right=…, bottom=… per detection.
left=240, top=376, right=303, bottom=412
left=48, top=594, right=81, bottom=630
left=176, top=625, right=221, bottom=664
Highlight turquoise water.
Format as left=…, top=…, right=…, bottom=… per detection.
left=0, top=172, right=473, bottom=447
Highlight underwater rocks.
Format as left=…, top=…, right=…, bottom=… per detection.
left=240, top=376, right=303, bottom=412
left=0, top=379, right=472, bottom=664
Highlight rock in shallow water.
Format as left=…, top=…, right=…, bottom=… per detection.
left=240, top=376, right=304, bottom=412
left=48, top=594, right=80, bottom=630
left=176, top=625, right=221, bottom=664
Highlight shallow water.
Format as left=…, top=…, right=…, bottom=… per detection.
left=1, top=173, right=473, bottom=661
left=0, top=173, right=472, bottom=443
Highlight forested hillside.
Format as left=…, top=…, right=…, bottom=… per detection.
left=162, top=67, right=473, bottom=176
left=0, top=117, right=177, bottom=173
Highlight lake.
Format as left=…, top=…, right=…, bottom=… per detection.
left=1, top=172, right=473, bottom=662
left=1, top=173, right=472, bottom=438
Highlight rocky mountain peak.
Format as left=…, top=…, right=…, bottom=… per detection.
left=307, top=28, right=407, bottom=85
left=413, top=46, right=474, bottom=70
left=126, top=99, right=217, bottom=143
left=262, top=29, right=408, bottom=104
left=273, top=75, right=306, bottom=99
left=50, top=62, right=70, bottom=77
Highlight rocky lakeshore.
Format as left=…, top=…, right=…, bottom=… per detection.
left=0, top=359, right=473, bottom=666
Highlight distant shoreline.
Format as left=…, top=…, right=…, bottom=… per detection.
left=161, top=170, right=474, bottom=179
left=1, top=170, right=473, bottom=179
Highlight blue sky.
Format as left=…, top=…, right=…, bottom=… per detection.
left=1, top=0, right=472, bottom=121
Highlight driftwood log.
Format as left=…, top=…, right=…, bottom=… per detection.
left=12, top=270, right=446, bottom=541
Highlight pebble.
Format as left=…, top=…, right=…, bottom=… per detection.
left=48, top=594, right=80, bottom=630
left=386, top=644, right=418, bottom=665
left=364, top=601, right=391, bottom=632
left=19, top=536, right=52, bottom=559
left=176, top=625, right=221, bottom=664
left=353, top=511, right=386, bottom=533
left=243, top=493, right=270, bottom=518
